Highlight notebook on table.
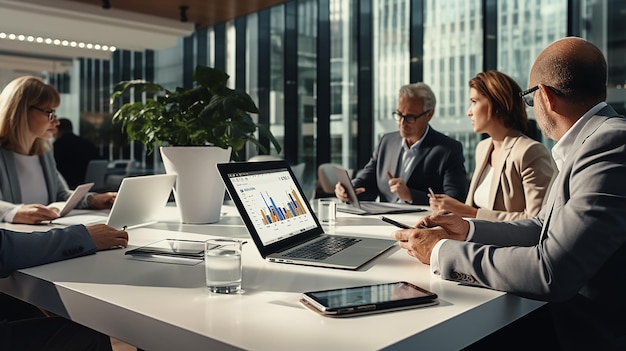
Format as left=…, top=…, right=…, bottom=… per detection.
left=48, top=182, right=94, bottom=217
left=53, top=174, right=176, bottom=230
left=333, top=166, right=426, bottom=215
left=216, top=160, right=396, bottom=270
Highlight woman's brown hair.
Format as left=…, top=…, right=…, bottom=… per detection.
left=469, top=70, right=528, bottom=134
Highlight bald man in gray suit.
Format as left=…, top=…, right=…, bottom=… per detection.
left=394, top=37, right=626, bottom=350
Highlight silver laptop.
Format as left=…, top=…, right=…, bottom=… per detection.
left=53, top=174, right=176, bottom=230
left=333, top=166, right=426, bottom=215
left=217, top=160, right=396, bottom=270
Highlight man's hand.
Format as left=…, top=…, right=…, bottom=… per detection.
left=394, top=210, right=470, bottom=264
left=13, top=204, right=60, bottom=224
left=86, top=224, right=128, bottom=250
left=334, top=182, right=364, bottom=202
left=392, top=227, right=448, bottom=264
left=422, top=210, right=470, bottom=241
left=87, top=192, right=117, bottom=209
left=386, top=171, right=412, bottom=203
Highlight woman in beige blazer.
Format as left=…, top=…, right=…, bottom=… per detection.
left=429, top=71, right=556, bottom=221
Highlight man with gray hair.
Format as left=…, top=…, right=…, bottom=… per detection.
left=335, top=82, right=468, bottom=205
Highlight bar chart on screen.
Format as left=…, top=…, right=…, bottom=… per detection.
left=258, top=188, right=307, bottom=224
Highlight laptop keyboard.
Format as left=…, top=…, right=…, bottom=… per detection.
left=283, top=236, right=361, bottom=260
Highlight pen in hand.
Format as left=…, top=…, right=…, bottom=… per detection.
left=428, top=187, right=436, bottom=198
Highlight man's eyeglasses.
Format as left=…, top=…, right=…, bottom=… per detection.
left=519, top=85, right=564, bottom=107
left=392, top=109, right=431, bottom=124
left=30, top=106, right=58, bottom=121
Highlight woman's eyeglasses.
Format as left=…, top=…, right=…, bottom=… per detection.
left=30, top=106, right=58, bottom=121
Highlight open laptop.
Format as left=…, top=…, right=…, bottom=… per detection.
left=53, top=174, right=176, bottom=230
left=216, top=160, right=396, bottom=270
left=333, top=166, right=426, bottom=215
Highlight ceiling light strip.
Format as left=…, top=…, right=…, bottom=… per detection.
left=0, top=32, right=116, bottom=52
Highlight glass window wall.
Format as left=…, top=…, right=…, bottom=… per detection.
left=22, top=0, right=620, bottom=194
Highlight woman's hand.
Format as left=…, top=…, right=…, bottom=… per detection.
left=87, top=192, right=117, bottom=209
left=429, top=193, right=477, bottom=218
left=13, top=204, right=60, bottom=224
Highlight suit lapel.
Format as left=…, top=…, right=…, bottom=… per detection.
left=487, top=132, right=522, bottom=208
left=0, top=148, right=21, bottom=202
left=539, top=105, right=620, bottom=241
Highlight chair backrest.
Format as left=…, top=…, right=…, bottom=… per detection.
left=84, top=159, right=109, bottom=190
left=291, top=162, right=306, bottom=185
left=247, top=155, right=283, bottom=162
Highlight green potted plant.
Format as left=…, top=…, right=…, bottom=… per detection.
left=110, top=65, right=282, bottom=224
left=110, top=65, right=281, bottom=158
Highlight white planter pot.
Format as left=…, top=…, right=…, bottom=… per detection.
left=160, top=146, right=231, bottom=224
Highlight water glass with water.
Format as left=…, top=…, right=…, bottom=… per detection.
left=317, top=198, right=337, bottom=224
left=205, top=238, right=244, bottom=294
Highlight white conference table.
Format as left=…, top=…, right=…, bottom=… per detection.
left=0, top=202, right=544, bottom=351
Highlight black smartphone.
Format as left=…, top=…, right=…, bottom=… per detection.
left=301, top=281, right=438, bottom=317
left=379, top=216, right=414, bottom=229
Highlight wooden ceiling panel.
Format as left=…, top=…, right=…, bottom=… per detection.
left=66, top=0, right=290, bottom=28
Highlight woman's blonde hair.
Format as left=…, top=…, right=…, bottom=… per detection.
left=0, top=76, right=60, bottom=155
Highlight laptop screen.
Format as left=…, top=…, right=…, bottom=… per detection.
left=224, top=166, right=318, bottom=246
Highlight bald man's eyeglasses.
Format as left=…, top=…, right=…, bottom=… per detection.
left=392, top=109, right=431, bottom=124
left=30, top=106, right=58, bottom=121
left=519, top=85, right=564, bottom=107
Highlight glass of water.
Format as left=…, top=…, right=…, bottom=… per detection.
left=205, top=238, right=244, bottom=294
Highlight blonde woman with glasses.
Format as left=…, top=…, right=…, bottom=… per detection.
left=0, top=76, right=115, bottom=224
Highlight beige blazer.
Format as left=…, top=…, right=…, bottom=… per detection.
left=466, top=131, right=556, bottom=221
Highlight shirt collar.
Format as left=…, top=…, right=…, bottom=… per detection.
left=551, top=102, right=607, bottom=171
left=401, top=124, right=430, bottom=152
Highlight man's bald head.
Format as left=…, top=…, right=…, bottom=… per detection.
left=530, top=37, right=606, bottom=106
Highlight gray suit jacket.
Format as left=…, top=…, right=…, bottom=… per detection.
left=0, top=148, right=90, bottom=220
left=353, top=128, right=468, bottom=205
left=438, top=105, right=626, bottom=349
left=0, top=225, right=97, bottom=278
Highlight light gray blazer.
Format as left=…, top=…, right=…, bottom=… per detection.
left=438, top=105, right=626, bottom=348
left=0, top=148, right=90, bottom=220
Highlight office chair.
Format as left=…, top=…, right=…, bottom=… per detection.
left=84, top=159, right=109, bottom=192
left=247, top=155, right=283, bottom=162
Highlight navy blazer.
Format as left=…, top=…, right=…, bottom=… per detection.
left=353, top=128, right=468, bottom=205
left=0, top=225, right=96, bottom=278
